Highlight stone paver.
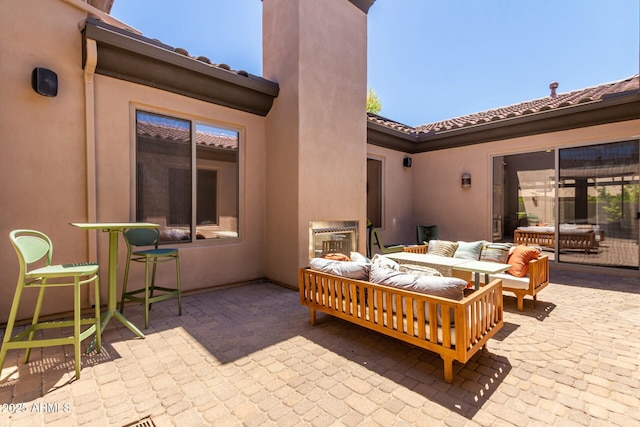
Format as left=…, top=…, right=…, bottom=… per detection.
left=0, top=269, right=639, bottom=426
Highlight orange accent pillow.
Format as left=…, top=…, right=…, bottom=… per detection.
left=507, top=246, right=540, bottom=277
left=321, top=252, right=351, bottom=262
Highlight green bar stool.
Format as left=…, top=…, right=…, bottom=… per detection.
left=0, top=230, right=101, bottom=380
left=119, top=228, right=182, bottom=329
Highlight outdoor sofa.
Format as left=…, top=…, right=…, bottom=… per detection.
left=403, top=240, right=550, bottom=311
left=299, top=255, right=504, bottom=383
left=514, top=224, right=601, bottom=254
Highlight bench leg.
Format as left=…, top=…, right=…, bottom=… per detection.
left=442, top=357, right=454, bottom=383
left=517, top=296, right=524, bottom=311
left=310, top=308, right=316, bottom=326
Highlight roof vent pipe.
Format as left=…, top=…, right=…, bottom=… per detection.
left=549, top=81, right=559, bottom=98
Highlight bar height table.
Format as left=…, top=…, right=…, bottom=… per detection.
left=70, top=222, right=159, bottom=339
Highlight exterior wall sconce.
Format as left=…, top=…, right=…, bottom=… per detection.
left=31, top=67, right=58, bottom=97
left=403, top=157, right=412, bottom=168
left=461, top=173, right=471, bottom=189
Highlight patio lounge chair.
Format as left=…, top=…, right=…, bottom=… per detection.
left=367, top=225, right=404, bottom=257
left=416, top=225, right=438, bottom=245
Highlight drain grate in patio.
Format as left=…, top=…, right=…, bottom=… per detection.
left=122, top=417, right=155, bottom=427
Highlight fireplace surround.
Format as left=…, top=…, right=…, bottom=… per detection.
left=309, top=220, right=359, bottom=259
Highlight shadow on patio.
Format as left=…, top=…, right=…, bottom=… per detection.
left=1, top=270, right=639, bottom=425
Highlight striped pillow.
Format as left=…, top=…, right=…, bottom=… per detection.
left=427, top=240, right=459, bottom=257
left=480, top=243, right=513, bottom=263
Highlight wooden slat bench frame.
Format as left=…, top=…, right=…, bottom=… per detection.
left=299, top=268, right=504, bottom=383
left=514, top=229, right=597, bottom=253
left=403, top=246, right=550, bottom=312
left=503, top=254, right=549, bottom=311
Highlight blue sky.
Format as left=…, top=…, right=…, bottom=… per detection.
left=110, top=0, right=639, bottom=127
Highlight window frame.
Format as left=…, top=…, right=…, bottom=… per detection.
left=131, top=107, right=243, bottom=244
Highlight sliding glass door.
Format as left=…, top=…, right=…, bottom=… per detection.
left=492, top=140, right=639, bottom=270
left=492, top=151, right=555, bottom=241
left=558, top=140, right=639, bottom=269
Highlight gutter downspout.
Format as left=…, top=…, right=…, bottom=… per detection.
left=84, top=38, right=98, bottom=304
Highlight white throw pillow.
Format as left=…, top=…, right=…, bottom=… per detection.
left=350, top=251, right=370, bottom=263
left=371, top=254, right=400, bottom=270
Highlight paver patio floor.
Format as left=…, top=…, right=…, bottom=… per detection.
left=1, top=269, right=639, bottom=426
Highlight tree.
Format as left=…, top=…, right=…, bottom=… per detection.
left=366, top=88, right=382, bottom=114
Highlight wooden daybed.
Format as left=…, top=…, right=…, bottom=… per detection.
left=299, top=268, right=504, bottom=383
left=514, top=229, right=597, bottom=253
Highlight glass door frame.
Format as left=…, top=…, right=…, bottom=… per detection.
left=491, top=138, right=640, bottom=272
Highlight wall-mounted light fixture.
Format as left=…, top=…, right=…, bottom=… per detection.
left=31, top=67, right=58, bottom=97
left=403, top=157, right=412, bottom=168
left=461, top=172, right=471, bottom=189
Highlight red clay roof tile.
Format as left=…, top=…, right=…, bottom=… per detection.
left=368, top=75, right=639, bottom=136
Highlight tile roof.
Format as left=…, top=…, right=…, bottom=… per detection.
left=366, top=113, right=418, bottom=136
left=368, top=74, right=639, bottom=136
left=172, top=47, right=253, bottom=79
left=94, top=18, right=255, bottom=80
left=137, top=121, right=238, bottom=150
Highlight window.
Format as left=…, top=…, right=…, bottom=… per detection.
left=135, top=111, right=239, bottom=242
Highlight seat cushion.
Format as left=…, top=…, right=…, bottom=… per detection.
left=478, top=272, right=529, bottom=290
left=133, top=248, right=178, bottom=257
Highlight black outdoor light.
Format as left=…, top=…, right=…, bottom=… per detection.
left=403, top=157, right=412, bottom=168
left=31, top=67, right=58, bottom=97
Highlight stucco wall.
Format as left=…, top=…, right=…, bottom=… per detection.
left=0, top=0, right=92, bottom=321
left=0, top=0, right=269, bottom=321
left=92, top=76, right=268, bottom=296
left=412, top=120, right=640, bottom=242
left=264, top=0, right=368, bottom=287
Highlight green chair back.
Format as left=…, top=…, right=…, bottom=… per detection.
left=124, top=228, right=160, bottom=248
left=1, top=229, right=101, bottom=380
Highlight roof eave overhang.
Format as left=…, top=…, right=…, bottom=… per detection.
left=82, top=17, right=279, bottom=116
left=366, top=120, right=417, bottom=152
left=368, top=91, right=640, bottom=153
left=349, top=0, right=376, bottom=13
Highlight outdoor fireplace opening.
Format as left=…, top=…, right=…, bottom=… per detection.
left=309, top=221, right=359, bottom=259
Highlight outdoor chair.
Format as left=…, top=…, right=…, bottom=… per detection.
left=367, top=226, right=405, bottom=258
left=1, top=230, right=101, bottom=380
left=119, top=227, right=182, bottom=329
left=416, top=225, right=438, bottom=245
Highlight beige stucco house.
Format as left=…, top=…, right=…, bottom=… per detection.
left=1, top=0, right=638, bottom=323
left=368, top=74, right=640, bottom=274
